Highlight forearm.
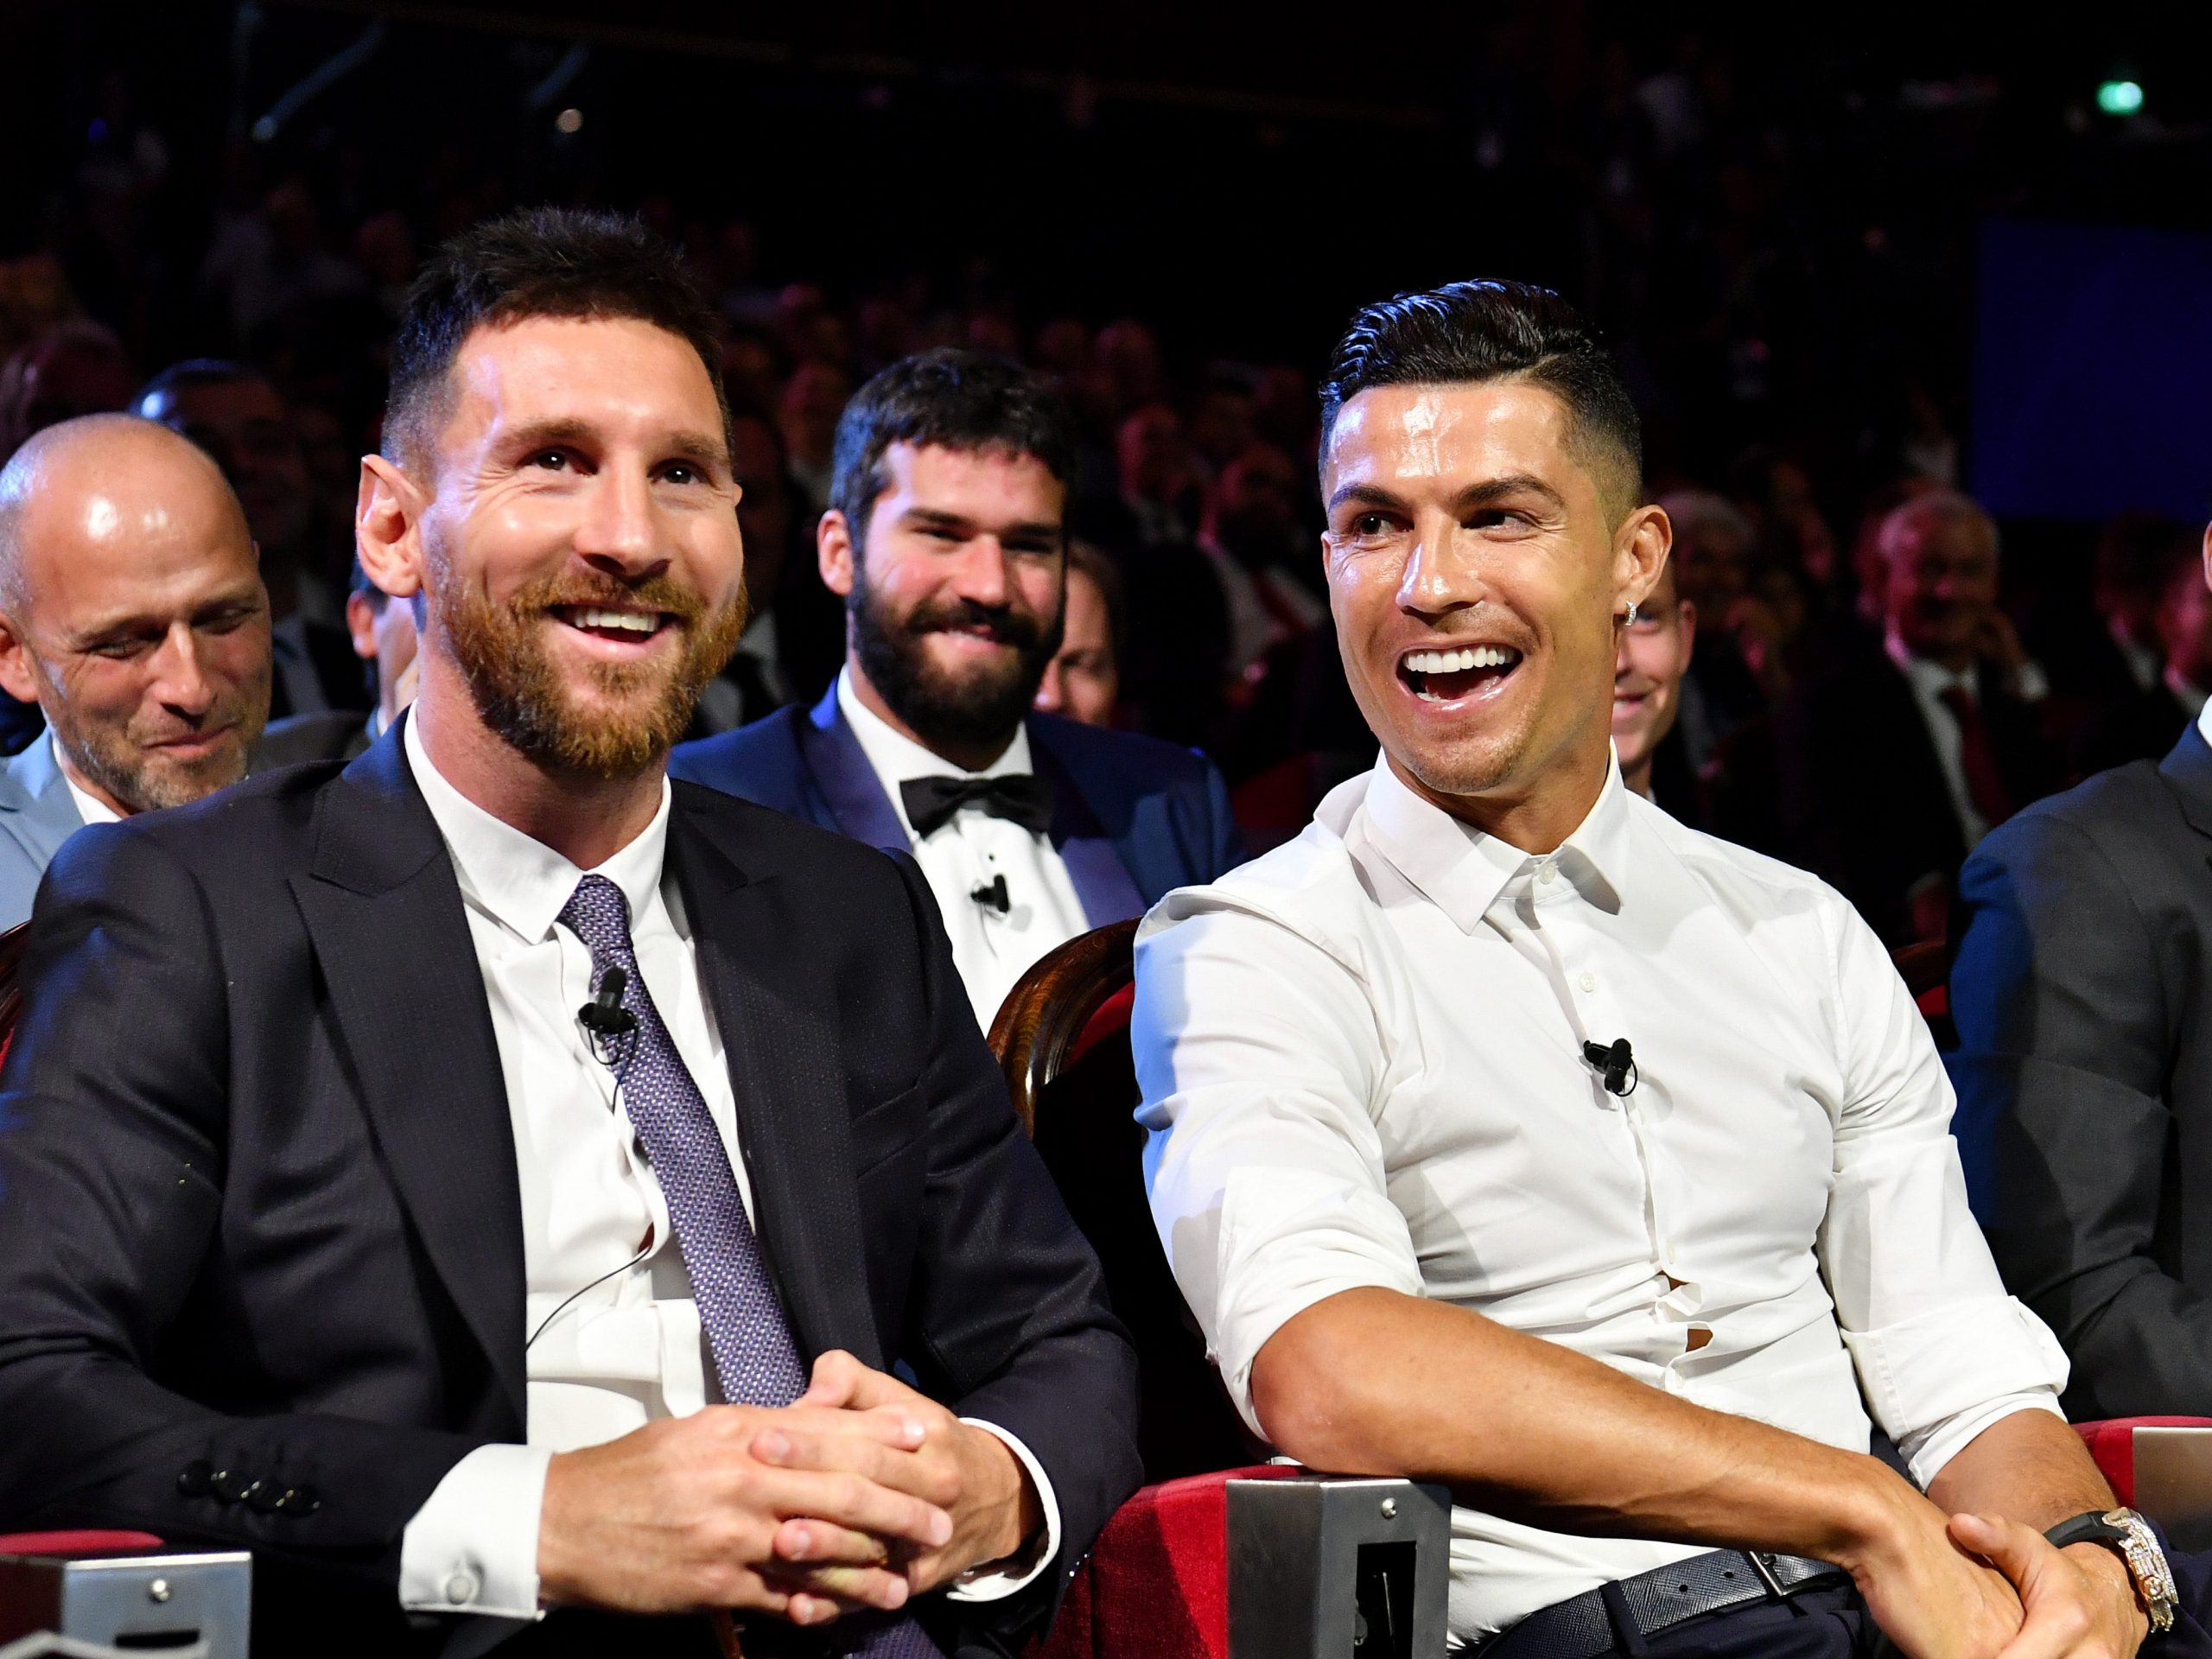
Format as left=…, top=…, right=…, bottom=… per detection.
left=1926, top=1408, right=2113, bottom=1529
left=1251, top=1287, right=1919, bottom=1565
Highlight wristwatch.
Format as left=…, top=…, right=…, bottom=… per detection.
left=2046, top=1508, right=2178, bottom=1635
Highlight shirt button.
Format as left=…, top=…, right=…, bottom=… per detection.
left=1536, top=863, right=1556, bottom=884
left=444, top=1570, right=480, bottom=1605
left=1578, top=971, right=1597, bottom=993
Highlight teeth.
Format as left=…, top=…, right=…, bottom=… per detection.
left=570, top=607, right=658, bottom=634
left=1403, top=645, right=1520, bottom=674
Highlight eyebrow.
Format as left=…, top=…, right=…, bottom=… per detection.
left=902, top=507, right=1064, bottom=543
left=67, top=589, right=263, bottom=650
left=501, top=417, right=732, bottom=474
left=1327, top=472, right=1569, bottom=514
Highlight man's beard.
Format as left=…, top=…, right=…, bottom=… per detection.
left=41, top=658, right=268, bottom=813
left=850, top=563, right=1062, bottom=756
left=432, top=556, right=747, bottom=779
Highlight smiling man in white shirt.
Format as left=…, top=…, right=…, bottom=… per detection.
left=1135, top=280, right=2187, bottom=1659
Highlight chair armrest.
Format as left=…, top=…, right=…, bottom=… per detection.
left=1027, top=1464, right=1452, bottom=1659
left=2078, top=1417, right=2212, bottom=1550
left=0, top=1537, right=248, bottom=1659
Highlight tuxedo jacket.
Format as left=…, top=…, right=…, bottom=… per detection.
left=669, top=690, right=1244, bottom=928
left=1949, top=724, right=2212, bottom=1419
left=0, top=725, right=1140, bottom=1656
left=1774, top=645, right=2054, bottom=942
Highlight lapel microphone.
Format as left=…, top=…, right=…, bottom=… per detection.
left=578, top=965, right=639, bottom=1039
left=970, top=874, right=1011, bottom=914
left=1582, top=1037, right=1637, bottom=1096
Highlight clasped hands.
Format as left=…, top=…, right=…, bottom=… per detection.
left=537, top=1349, right=1041, bottom=1628
left=1853, top=1488, right=2152, bottom=1659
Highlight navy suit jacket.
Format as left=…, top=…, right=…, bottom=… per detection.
left=671, top=689, right=1244, bottom=924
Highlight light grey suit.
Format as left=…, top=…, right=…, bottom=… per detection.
left=0, top=734, right=86, bottom=931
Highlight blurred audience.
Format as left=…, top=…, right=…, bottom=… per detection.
left=1033, top=540, right=1123, bottom=728
left=1949, top=529, right=2212, bottom=1416
left=134, top=359, right=367, bottom=716
left=673, top=347, right=1242, bottom=1030
left=254, top=560, right=417, bottom=767
left=1197, top=441, right=1325, bottom=683
left=0, top=415, right=271, bottom=925
left=0, top=319, right=137, bottom=461
left=1612, top=555, right=1703, bottom=824
left=1776, top=491, right=2053, bottom=943
left=2072, top=514, right=2207, bottom=777
left=1656, top=487, right=1765, bottom=771
left=1112, top=404, right=1201, bottom=547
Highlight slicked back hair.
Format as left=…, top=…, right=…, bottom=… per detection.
left=830, top=348, right=1077, bottom=551
left=384, top=207, right=728, bottom=472
left=1319, top=280, right=1643, bottom=523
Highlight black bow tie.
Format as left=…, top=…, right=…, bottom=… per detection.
left=899, top=772, right=1055, bottom=838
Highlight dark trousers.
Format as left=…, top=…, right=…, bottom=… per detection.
left=1541, top=1546, right=2212, bottom=1659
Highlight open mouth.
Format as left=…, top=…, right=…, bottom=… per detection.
left=552, top=605, right=673, bottom=645
left=1399, top=644, right=1524, bottom=704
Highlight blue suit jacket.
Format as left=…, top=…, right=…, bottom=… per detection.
left=0, top=735, right=84, bottom=932
left=671, top=689, right=1244, bottom=925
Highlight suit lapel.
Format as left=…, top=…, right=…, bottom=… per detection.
left=2162, top=723, right=2212, bottom=842
left=0, top=737, right=86, bottom=872
left=289, top=725, right=527, bottom=1424
left=1031, top=724, right=1147, bottom=925
left=798, top=688, right=910, bottom=855
left=669, top=788, right=880, bottom=1368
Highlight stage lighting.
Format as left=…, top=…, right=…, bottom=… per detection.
left=2097, top=80, right=2145, bottom=116
left=556, top=107, right=585, bottom=134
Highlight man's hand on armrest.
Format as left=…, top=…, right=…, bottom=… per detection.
left=1251, top=1288, right=2029, bottom=1659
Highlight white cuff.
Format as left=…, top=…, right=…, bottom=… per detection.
left=397, top=1442, right=552, bottom=1620
left=945, top=1418, right=1061, bottom=1602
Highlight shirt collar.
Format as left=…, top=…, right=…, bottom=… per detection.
left=836, top=666, right=1034, bottom=834
left=1358, top=747, right=1630, bottom=933
left=1886, top=630, right=1976, bottom=700
left=403, top=710, right=671, bottom=945
left=51, top=731, right=121, bottom=827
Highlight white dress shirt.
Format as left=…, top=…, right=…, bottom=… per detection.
left=838, top=670, right=1089, bottom=1032
left=1135, top=753, right=2069, bottom=1644
left=396, top=715, right=1056, bottom=1621
left=52, top=733, right=120, bottom=828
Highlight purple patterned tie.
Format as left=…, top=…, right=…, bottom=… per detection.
left=559, top=876, right=943, bottom=1657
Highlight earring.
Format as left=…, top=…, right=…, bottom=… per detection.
left=1623, top=601, right=1640, bottom=626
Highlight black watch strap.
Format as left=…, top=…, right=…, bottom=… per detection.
left=2047, top=1511, right=2130, bottom=1552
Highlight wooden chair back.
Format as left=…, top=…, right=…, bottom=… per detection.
left=988, top=921, right=1261, bottom=1482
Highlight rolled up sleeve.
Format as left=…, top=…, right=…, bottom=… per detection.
left=1133, top=901, right=1420, bottom=1433
left=1817, top=896, right=2070, bottom=1488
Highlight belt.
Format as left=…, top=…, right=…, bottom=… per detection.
left=1482, top=1549, right=1854, bottom=1659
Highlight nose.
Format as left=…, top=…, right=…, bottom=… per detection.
left=1614, top=632, right=1635, bottom=679
left=151, top=623, right=217, bottom=721
left=572, top=465, right=665, bottom=576
left=1034, top=658, right=1065, bottom=713
left=1395, top=515, right=1483, bottom=620
left=950, top=535, right=1013, bottom=609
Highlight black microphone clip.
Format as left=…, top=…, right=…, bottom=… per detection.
left=970, top=873, right=1011, bottom=913
left=1581, top=1037, right=1637, bottom=1097
left=578, top=965, right=639, bottom=1039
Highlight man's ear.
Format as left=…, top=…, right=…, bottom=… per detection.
left=818, top=508, right=856, bottom=600
left=1616, top=505, right=1673, bottom=616
left=0, top=609, right=41, bottom=707
left=357, top=454, right=425, bottom=602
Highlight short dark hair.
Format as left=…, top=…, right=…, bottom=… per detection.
left=1319, top=280, right=1643, bottom=520
left=385, top=207, right=727, bottom=469
left=829, top=347, right=1077, bottom=547
left=134, top=358, right=273, bottom=416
